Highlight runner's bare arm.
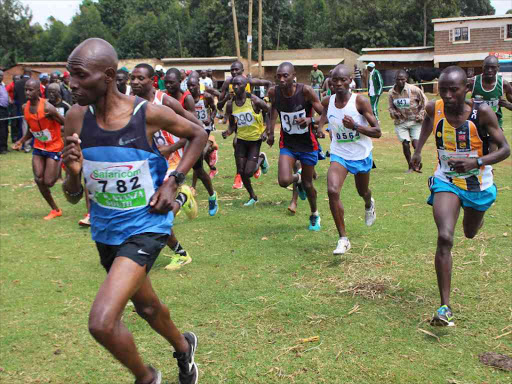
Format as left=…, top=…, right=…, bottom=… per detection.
left=222, top=100, right=235, bottom=139
left=217, top=79, right=232, bottom=110
left=303, top=84, right=323, bottom=115
left=316, top=96, right=330, bottom=136
left=183, top=94, right=196, bottom=114
left=249, top=78, right=272, bottom=88
left=267, top=87, right=277, bottom=147
left=205, top=86, right=220, bottom=98
left=251, top=95, right=270, bottom=141
left=205, top=93, right=217, bottom=125
left=44, top=100, right=65, bottom=125
left=352, top=94, right=381, bottom=138
left=499, top=79, right=512, bottom=110
left=388, top=93, right=401, bottom=120
left=449, top=103, right=510, bottom=173
left=158, top=138, right=187, bottom=158
left=410, top=101, right=435, bottom=170
left=62, top=105, right=87, bottom=203
left=145, top=103, right=207, bottom=213
left=162, top=94, right=202, bottom=126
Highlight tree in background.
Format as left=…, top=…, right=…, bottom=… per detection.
left=0, top=0, right=498, bottom=67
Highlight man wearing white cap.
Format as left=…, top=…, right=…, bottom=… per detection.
left=366, top=62, right=383, bottom=120
left=310, top=64, right=324, bottom=99
left=155, top=64, right=166, bottom=91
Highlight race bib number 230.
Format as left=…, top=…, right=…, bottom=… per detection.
left=83, top=160, right=155, bottom=210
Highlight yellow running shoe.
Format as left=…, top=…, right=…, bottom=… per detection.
left=179, top=185, right=198, bottom=220
left=165, top=255, right=192, bottom=271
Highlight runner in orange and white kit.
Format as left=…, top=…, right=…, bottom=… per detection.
left=131, top=63, right=200, bottom=270
left=13, top=78, right=65, bottom=220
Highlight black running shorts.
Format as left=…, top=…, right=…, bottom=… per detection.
left=96, top=233, right=169, bottom=273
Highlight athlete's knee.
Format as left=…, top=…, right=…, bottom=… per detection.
left=34, top=175, right=43, bottom=185
left=437, top=229, right=454, bottom=249
left=357, top=187, right=370, bottom=198
left=278, top=175, right=293, bottom=188
left=135, top=300, right=163, bottom=323
left=302, top=179, right=314, bottom=191
left=463, top=223, right=481, bottom=239
left=402, top=140, right=410, bottom=148
left=327, top=184, right=340, bottom=198
left=88, top=309, right=116, bottom=340
left=43, top=176, right=57, bottom=188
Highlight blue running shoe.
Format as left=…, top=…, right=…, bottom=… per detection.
left=260, top=152, right=269, bottom=174
left=208, top=192, right=218, bottom=216
left=297, top=170, right=307, bottom=201
left=431, top=305, right=454, bottom=327
left=244, top=198, right=258, bottom=207
left=308, top=214, right=321, bottom=231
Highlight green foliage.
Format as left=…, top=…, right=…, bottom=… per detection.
left=0, top=0, right=499, bottom=65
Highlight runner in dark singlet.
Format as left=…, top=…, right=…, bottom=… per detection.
left=267, top=62, right=324, bottom=231
left=61, top=38, right=205, bottom=384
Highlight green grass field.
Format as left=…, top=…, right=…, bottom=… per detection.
left=1, top=95, right=511, bottom=384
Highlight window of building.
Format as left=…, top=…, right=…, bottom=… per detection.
left=454, top=27, right=469, bottom=42
left=507, top=24, right=512, bottom=39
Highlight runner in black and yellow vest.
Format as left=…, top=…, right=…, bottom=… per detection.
left=222, top=75, right=270, bottom=206
left=411, top=66, right=510, bottom=327
left=469, top=55, right=512, bottom=142
left=217, top=61, right=272, bottom=189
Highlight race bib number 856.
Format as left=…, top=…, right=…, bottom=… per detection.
left=83, top=160, right=155, bottom=210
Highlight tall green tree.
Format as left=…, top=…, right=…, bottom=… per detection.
left=0, top=0, right=34, bottom=67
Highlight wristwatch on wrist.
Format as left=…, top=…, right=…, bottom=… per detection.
left=168, top=171, right=186, bottom=186
left=353, top=123, right=359, bottom=132
left=476, top=158, right=483, bottom=167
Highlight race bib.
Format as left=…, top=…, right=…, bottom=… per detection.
left=438, top=149, right=480, bottom=178
left=32, top=129, right=52, bottom=142
left=280, top=110, right=307, bottom=135
left=153, top=130, right=170, bottom=147
left=83, top=160, right=155, bottom=211
left=196, top=108, right=208, bottom=122
left=233, top=111, right=255, bottom=127
left=484, top=99, right=499, bottom=112
left=328, top=115, right=360, bottom=143
left=393, top=98, right=410, bottom=109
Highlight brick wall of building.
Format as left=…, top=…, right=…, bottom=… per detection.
left=435, top=27, right=510, bottom=55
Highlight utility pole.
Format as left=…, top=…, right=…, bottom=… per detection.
left=276, top=19, right=282, bottom=50
left=231, top=1, right=241, bottom=59
left=248, top=0, right=253, bottom=76
left=176, top=21, right=183, bottom=58
left=258, top=0, right=263, bottom=77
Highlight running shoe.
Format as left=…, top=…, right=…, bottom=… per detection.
left=174, top=332, right=198, bottom=384
left=333, top=237, right=351, bottom=255
left=209, top=169, right=218, bottom=179
left=78, top=213, right=91, bottom=227
left=208, top=192, right=219, bottom=216
left=430, top=305, right=455, bottom=327
left=179, top=185, right=198, bottom=220
left=164, top=255, right=192, bottom=271
left=365, top=198, right=376, bottom=226
left=232, top=174, right=243, bottom=189
left=308, top=214, right=321, bottom=231
left=254, top=168, right=261, bottom=179
left=44, top=209, right=62, bottom=220
left=260, top=152, right=269, bottom=174
left=296, top=171, right=307, bottom=201
left=208, top=149, right=218, bottom=167
left=244, top=198, right=258, bottom=207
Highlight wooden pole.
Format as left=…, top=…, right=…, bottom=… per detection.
left=248, top=0, right=253, bottom=76
left=231, top=0, right=241, bottom=59
left=258, top=0, right=263, bottom=77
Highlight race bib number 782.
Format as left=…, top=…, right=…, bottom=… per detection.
left=83, top=160, right=155, bottom=210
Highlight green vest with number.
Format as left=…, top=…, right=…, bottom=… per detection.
left=471, top=74, right=503, bottom=121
